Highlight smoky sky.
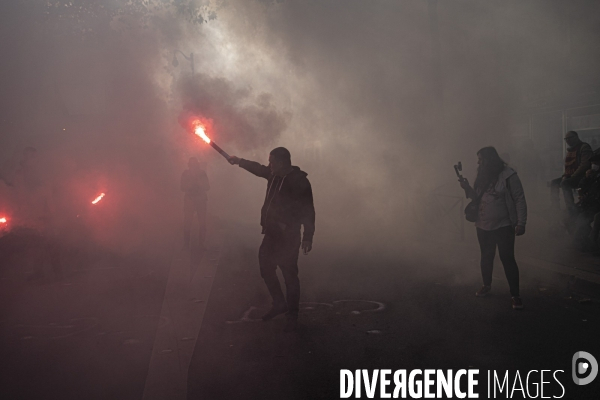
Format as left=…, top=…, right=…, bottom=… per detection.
left=1, top=0, right=600, bottom=250
left=177, top=74, right=291, bottom=150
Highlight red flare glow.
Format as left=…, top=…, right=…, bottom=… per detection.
left=0, top=217, right=6, bottom=224
left=192, top=119, right=211, bottom=144
left=92, top=193, right=105, bottom=204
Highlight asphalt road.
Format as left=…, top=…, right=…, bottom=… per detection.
left=1, top=224, right=599, bottom=399
left=187, top=226, right=600, bottom=400
left=0, top=234, right=174, bottom=400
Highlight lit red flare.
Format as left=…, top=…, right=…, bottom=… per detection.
left=190, top=118, right=231, bottom=161
left=92, top=193, right=105, bottom=204
left=192, top=119, right=211, bottom=144
left=0, top=217, right=7, bottom=234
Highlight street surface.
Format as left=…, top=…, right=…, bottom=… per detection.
left=188, top=225, right=600, bottom=399
left=0, top=222, right=599, bottom=399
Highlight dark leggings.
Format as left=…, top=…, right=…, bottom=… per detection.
left=476, top=226, right=520, bottom=297
left=183, top=196, right=207, bottom=246
left=550, top=176, right=578, bottom=212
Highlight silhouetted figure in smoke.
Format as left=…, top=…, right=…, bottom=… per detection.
left=229, top=148, right=315, bottom=332
left=181, top=157, right=210, bottom=249
left=12, top=147, right=62, bottom=280
left=550, top=131, right=592, bottom=216
left=573, top=154, right=600, bottom=251
left=459, top=147, right=527, bottom=310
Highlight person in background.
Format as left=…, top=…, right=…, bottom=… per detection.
left=12, top=147, right=62, bottom=280
left=573, top=154, right=600, bottom=251
left=550, top=131, right=592, bottom=215
left=181, top=157, right=210, bottom=250
left=588, top=212, right=600, bottom=252
left=459, top=147, right=527, bottom=310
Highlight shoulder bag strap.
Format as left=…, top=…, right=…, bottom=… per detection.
left=506, top=175, right=514, bottom=202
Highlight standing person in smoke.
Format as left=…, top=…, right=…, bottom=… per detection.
left=459, top=147, right=527, bottom=310
left=550, top=131, right=592, bottom=216
left=181, top=157, right=210, bottom=250
left=228, top=147, right=315, bottom=332
left=11, top=147, right=62, bottom=280
left=573, top=154, right=600, bottom=251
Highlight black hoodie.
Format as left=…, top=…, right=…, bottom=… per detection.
left=239, top=159, right=315, bottom=243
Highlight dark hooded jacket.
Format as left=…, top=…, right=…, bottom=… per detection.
left=180, top=167, right=210, bottom=200
left=238, top=159, right=315, bottom=242
left=564, top=140, right=593, bottom=179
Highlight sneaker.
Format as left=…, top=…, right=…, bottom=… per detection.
left=261, top=304, right=288, bottom=321
left=475, top=285, right=491, bottom=297
left=283, top=316, right=298, bottom=332
left=512, top=297, right=523, bottom=310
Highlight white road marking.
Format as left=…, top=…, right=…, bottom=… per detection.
left=142, top=234, right=224, bottom=400
left=226, top=300, right=386, bottom=324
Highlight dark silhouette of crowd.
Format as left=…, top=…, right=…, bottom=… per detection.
left=551, top=130, right=600, bottom=252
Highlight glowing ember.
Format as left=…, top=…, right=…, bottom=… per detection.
left=92, top=193, right=105, bottom=204
left=192, top=119, right=211, bottom=144
left=0, top=217, right=6, bottom=224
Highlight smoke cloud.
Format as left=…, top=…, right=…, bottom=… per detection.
left=177, top=74, right=291, bottom=150
left=0, top=0, right=599, bottom=254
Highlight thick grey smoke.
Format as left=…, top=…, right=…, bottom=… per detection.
left=177, top=74, right=291, bottom=150
left=1, top=0, right=599, bottom=254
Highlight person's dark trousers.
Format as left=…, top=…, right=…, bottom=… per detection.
left=46, top=236, right=62, bottom=278
left=183, top=195, right=207, bottom=246
left=258, top=230, right=302, bottom=317
left=476, top=226, right=520, bottom=297
left=574, top=211, right=594, bottom=246
left=573, top=205, right=600, bottom=246
left=27, top=231, right=62, bottom=279
left=550, top=177, right=579, bottom=213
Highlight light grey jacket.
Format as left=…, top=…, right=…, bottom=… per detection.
left=468, top=166, right=527, bottom=227
left=497, top=167, right=527, bottom=227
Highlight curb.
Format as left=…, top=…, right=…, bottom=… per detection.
left=521, top=255, right=600, bottom=297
